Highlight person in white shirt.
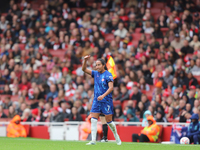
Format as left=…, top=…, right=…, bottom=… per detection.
left=114, top=22, right=128, bottom=39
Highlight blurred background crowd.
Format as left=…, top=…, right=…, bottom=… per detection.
left=0, top=0, right=200, bottom=124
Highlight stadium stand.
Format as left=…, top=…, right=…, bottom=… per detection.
left=0, top=0, right=199, bottom=129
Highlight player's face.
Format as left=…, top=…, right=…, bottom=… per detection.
left=96, top=61, right=105, bottom=73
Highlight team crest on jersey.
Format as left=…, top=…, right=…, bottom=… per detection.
left=102, top=78, right=104, bottom=81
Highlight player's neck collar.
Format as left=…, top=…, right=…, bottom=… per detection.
left=99, top=70, right=106, bottom=74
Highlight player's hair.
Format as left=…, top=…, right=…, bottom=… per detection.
left=97, top=58, right=107, bottom=70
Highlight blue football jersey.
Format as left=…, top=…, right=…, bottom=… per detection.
left=92, top=70, right=113, bottom=103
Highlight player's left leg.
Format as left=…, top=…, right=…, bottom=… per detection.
left=100, top=115, right=108, bottom=142
left=105, top=114, right=121, bottom=145
left=102, top=101, right=121, bottom=145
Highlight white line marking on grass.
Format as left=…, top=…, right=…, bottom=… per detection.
left=126, top=143, right=200, bottom=147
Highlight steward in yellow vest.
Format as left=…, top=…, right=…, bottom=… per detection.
left=132, top=115, right=160, bottom=142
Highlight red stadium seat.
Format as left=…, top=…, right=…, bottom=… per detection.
left=0, top=118, right=12, bottom=122
left=152, top=2, right=165, bottom=8
left=113, top=100, right=121, bottom=108
left=19, top=44, right=26, bottom=50
left=3, top=109, right=9, bottom=116
left=0, top=95, right=11, bottom=101
left=135, top=28, right=142, bottom=33
left=104, top=34, right=115, bottom=42
left=154, top=14, right=161, bottom=22
left=156, top=38, right=163, bottom=45
left=71, top=8, right=86, bottom=14
left=11, top=95, right=19, bottom=101
left=165, top=7, right=171, bottom=13
left=193, top=75, right=200, bottom=85
left=114, top=118, right=124, bottom=122
left=132, top=33, right=142, bottom=41
left=49, top=49, right=66, bottom=59
left=160, top=28, right=169, bottom=36
left=132, top=40, right=139, bottom=47
left=81, top=114, right=87, bottom=121
left=150, top=8, right=161, bottom=15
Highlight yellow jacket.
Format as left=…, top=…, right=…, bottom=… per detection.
left=7, top=115, right=27, bottom=138
left=141, top=116, right=160, bottom=142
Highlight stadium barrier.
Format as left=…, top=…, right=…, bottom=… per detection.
left=0, top=122, right=189, bottom=142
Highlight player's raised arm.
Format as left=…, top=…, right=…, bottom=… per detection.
left=82, top=55, right=92, bottom=75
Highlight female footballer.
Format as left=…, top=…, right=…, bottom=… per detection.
left=82, top=55, right=121, bottom=145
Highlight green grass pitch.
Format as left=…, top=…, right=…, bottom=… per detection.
left=0, top=137, right=200, bottom=150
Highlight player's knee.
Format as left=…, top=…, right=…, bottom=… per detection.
left=105, top=118, right=112, bottom=123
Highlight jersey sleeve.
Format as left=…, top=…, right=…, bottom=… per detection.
left=106, top=72, right=114, bottom=83
left=91, top=70, right=97, bottom=78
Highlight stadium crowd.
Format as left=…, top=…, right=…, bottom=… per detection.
left=0, top=0, right=200, bottom=124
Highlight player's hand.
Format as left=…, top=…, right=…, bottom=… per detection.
left=84, top=55, right=90, bottom=61
left=97, top=95, right=104, bottom=101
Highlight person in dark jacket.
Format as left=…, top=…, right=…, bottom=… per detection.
left=50, top=107, right=64, bottom=122
left=0, top=105, right=7, bottom=118
left=113, top=105, right=123, bottom=120
left=122, top=109, right=139, bottom=122
left=187, top=114, right=200, bottom=144
left=152, top=24, right=163, bottom=39
left=131, top=86, right=142, bottom=103
left=69, top=107, right=82, bottom=121
left=115, top=86, right=129, bottom=102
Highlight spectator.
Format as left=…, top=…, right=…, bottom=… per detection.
left=60, top=102, right=70, bottom=119
left=74, top=100, right=85, bottom=114
left=3, top=84, right=12, bottom=95
left=50, top=106, right=64, bottom=122
left=8, top=106, right=17, bottom=118
left=155, top=110, right=166, bottom=122
left=21, top=108, right=32, bottom=122
left=141, top=94, right=150, bottom=111
left=0, top=105, right=7, bottom=118
left=163, top=68, right=173, bottom=87
left=142, top=110, right=152, bottom=127
left=80, top=114, right=102, bottom=141
left=170, top=33, right=184, bottom=50
left=131, top=86, right=142, bottom=103
left=114, top=22, right=128, bottom=39
left=152, top=24, right=163, bottom=39
left=2, top=96, right=12, bottom=109
left=190, top=59, right=200, bottom=75
left=135, top=101, right=145, bottom=119
left=31, top=70, right=43, bottom=85
left=123, top=108, right=139, bottom=122
left=113, top=105, right=123, bottom=120
left=69, top=107, right=82, bottom=121
left=187, top=113, right=200, bottom=144
left=115, top=86, right=129, bottom=102
left=189, top=35, right=200, bottom=48
left=46, top=84, right=58, bottom=101
left=132, top=116, right=160, bottom=142
left=7, top=115, right=27, bottom=138
left=180, top=39, right=194, bottom=56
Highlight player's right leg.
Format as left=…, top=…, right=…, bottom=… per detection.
left=86, top=101, right=100, bottom=145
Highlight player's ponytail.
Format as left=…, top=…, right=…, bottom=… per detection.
left=97, top=58, right=107, bottom=70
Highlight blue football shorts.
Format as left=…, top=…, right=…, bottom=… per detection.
left=90, top=99, right=113, bottom=115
